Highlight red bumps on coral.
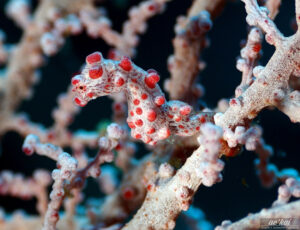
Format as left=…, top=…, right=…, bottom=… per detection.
left=122, top=187, right=135, bottom=200
left=148, top=3, right=157, bottom=11
left=136, top=107, right=143, bottom=115
left=229, top=98, right=238, bottom=106
left=135, top=119, right=143, bottom=126
left=107, top=49, right=117, bottom=60
left=144, top=136, right=152, bottom=144
left=22, top=146, right=33, bottom=155
left=145, top=73, right=160, bottom=89
left=133, top=99, right=140, bottom=105
left=128, top=121, right=136, bottom=129
left=155, top=96, right=165, bottom=106
left=71, top=78, right=79, bottom=85
left=147, top=110, right=157, bottom=122
left=114, top=103, right=122, bottom=111
left=74, top=97, right=87, bottom=107
left=119, top=56, right=132, bottom=71
left=141, top=93, right=148, bottom=100
left=89, top=66, right=103, bottom=79
left=174, top=115, right=181, bottom=122
left=115, top=77, right=125, bottom=87
left=135, top=134, right=142, bottom=139
left=200, top=116, right=206, bottom=123
left=87, top=92, right=94, bottom=98
left=180, top=106, right=192, bottom=116
left=147, top=127, right=155, bottom=134
left=86, top=52, right=102, bottom=64
left=252, top=43, right=261, bottom=53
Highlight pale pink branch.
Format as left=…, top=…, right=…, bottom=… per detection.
left=42, top=152, right=78, bottom=230
left=79, top=0, right=171, bottom=57
left=114, top=141, right=136, bottom=172
left=215, top=3, right=300, bottom=129
left=41, top=14, right=82, bottom=56
left=296, top=0, right=300, bottom=28
left=253, top=136, right=300, bottom=188
left=0, top=170, right=51, bottom=216
left=61, top=124, right=125, bottom=221
left=266, top=0, right=281, bottom=19
left=68, top=124, right=123, bottom=188
left=93, top=154, right=156, bottom=226
left=167, top=0, right=226, bottom=103
left=20, top=124, right=124, bottom=228
left=235, top=0, right=282, bottom=98
left=22, top=134, right=63, bottom=160
left=50, top=86, right=80, bottom=139
left=64, top=188, right=82, bottom=222
left=1, top=114, right=49, bottom=141
left=0, top=0, right=94, bottom=121
left=273, top=177, right=300, bottom=206
left=98, top=165, right=119, bottom=195
left=119, top=0, right=171, bottom=56
left=188, top=0, right=225, bottom=19
left=278, top=90, right=300, bottom=123
left=241, top=0, right=284, bottom=46
left=167, top=10, right=211, bottom=102
left=235, top=27, right=263, bottom=97
left=79, top=7, right=114, bottom=40
left=123, top=123, right=224, bottom=230
left=221, top=124, right=299, bottom=187
left=1, top=113, right=99, bottom=151
left=216, top=200, right=300, bottom=230
left=5, top=0, right=32, bottom=30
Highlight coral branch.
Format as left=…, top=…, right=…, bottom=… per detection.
left=0, top=0, right=94, bottom=121
left=241, top=0, right=284, bottom=46
left=188, top=0, right=225, bottom=19
left=166, top=10, right=211, bottom=102
left=123, top=123, right=223, bottom=230
left=278, top=90, right=300, bottom=122
left=93, top=154, right=156, bottom=226
left=216, top=199, right=300, bottom=230
left=235, top=28, right=262, bottom=97
left=296, top=0, right=300, bottom=28
left=118, top=0, right=171, bottom=56
left=266, top=0, right=281, bottom=19
left=22, top=134, right=63, bottom=160
left=5, top=0, right=32, bottom=30
left=166, top=0, right=225, bottom=103
left=215, top=0, right=300, bottom=130
left=273, top=177, right=300, bottom=206
left=42, top=152, right=78, bottom=230
left=0, top=170, right=51, bottom=215
left=78, top=0, right=171, bottom=57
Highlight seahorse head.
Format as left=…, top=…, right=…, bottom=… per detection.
left=72, top=52, right=129, bottom=106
